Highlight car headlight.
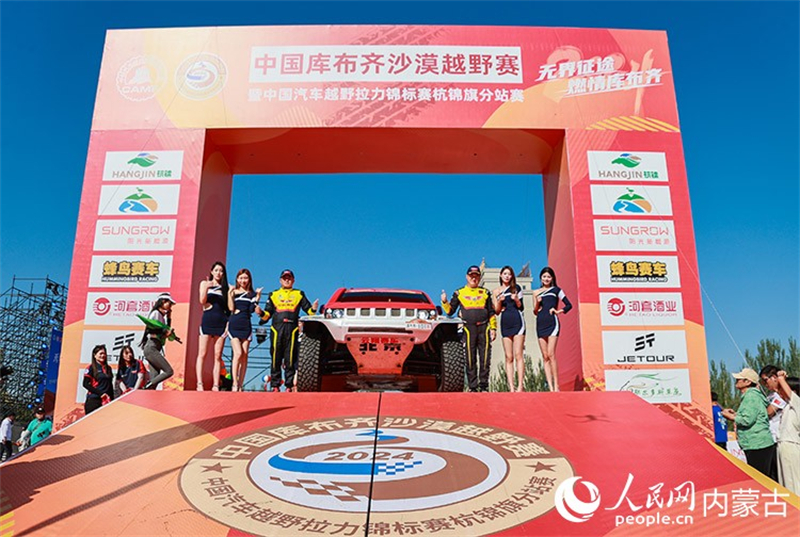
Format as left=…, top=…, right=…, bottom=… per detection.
left=417, top=310, right=430, bottom=320
left=331, top=309, right=344, bottom=319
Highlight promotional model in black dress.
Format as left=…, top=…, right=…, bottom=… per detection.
left=227, top=268, right=263, bottom=392
left=494, top=265, right=526, bottom=392
left=533, top=266, right=572, bottom=392
left=195, top=261, right=230, bottom=391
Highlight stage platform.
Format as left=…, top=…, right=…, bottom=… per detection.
left=1, top=391, right=797, bottom=536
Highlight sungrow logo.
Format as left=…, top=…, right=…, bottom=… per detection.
left=555, top=477, right=601, bottom=523
left=612, top=153, right=642, bottom=168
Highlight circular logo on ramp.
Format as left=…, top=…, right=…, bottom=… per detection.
left=175, top=53, right=227, bottom=100
left=180, top=416, right=573, bottom=536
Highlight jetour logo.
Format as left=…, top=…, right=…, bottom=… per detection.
left=611, top=153, right=642, bottom=168
left=180, top=417, right=573, bottom=536
left=555, top=477, right=601, bottom=523
left=613, top=188, right=653, bottom=214
left=127, top=153, right=159, bottom=168
left=118, top=188, right=159, bottom=213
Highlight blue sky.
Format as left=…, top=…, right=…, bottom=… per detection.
left=1, top=1, right=798, bottom=373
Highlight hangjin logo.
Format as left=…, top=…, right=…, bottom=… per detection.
left=612, top=153, right=642, bottom=168
left=118, top=188, right=159, bottom=213
left=555, top=477, right=601, bottom=523
left=613, top=188, right=652, bottom=214
left=127, top=153, right=159, bottom=168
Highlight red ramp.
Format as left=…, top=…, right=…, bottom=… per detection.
left=1, top=391, right=797, bottom=536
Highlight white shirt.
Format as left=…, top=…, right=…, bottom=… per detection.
left=0, top=417, right=13, bottom=441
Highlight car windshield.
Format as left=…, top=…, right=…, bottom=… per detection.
left=338, top=291, right=431, bottom=304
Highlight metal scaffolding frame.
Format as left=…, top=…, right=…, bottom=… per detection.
left=0, top=277, right=67, bottom=421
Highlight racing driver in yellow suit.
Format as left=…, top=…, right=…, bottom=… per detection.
left=259, top=269, right=318, bottom=392
left=441, top=265, right=497, bottom=392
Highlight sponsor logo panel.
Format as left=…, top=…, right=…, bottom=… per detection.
left=102, top=151, right=183, bottom=181
left=600, top=292, right=684, bottom=326
left=596, top=255, right=680, bottom=288
left=93, top=219, right=177, bottom=251
left=79, top=329, right=145, bottom=365
left=602, top=330, right=689, bottom=365
left=594, top=219, right=676, bottom=252
left=590, top=185, right=673, bottom=216
left=587, top=151, right=669, bottom=182
left=84, top=292, right=156, bottom=326
left=116, top=55, right=167, bottom=102
left=605, top=368, right=692, bottom=403
left=98, top=185, right=181, bottom=216
left=89, top=255, right=173, bottom=288
left=175, top=53, right=228, bottom=100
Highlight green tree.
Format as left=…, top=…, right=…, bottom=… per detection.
left=708, top=336, right=799, bottom=410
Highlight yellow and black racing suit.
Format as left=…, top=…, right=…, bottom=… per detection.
left=442, top=286, right=497, bottom=392
left=260, top=288, right=316, bottom=389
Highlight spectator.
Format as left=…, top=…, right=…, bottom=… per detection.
left=116, top=344, right=146, bottom=394
left=773, top=371, right=800, bottom=495
left=1, top=411, right=15, bottom=461
left=711, top=391, right=728, bottom=450
left=760, top=364, right=786, bottom=481
left=22, top=406, right=51, bottom=447
left=140, top=293, right=177, bottom=389
left=721, top=368, right=776, bottom=478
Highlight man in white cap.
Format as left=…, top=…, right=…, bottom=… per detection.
left=140, top=292, right=176, bottom=389
left=721, top=367, right=776, bottom=477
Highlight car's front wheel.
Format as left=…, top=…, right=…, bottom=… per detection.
left=439, top=337, right=466, bottom=392
left=297, top=331, right=323, bottom=392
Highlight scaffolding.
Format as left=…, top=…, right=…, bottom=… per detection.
left=0, top=277, right=67, bottom=421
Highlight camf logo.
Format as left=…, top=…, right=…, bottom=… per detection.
left=634, top=333, right=656, bottom=352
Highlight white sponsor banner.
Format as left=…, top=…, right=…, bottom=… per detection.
left=602, top=330, right=689, bottom=365
left=594, top=219, right=676, bottom=252
left=249, top=46, right=523, bottom=84
left=89, top=255, right=173, bottom=288
left=84, top=292, right=157, bottom=326
left=98, top=184, right=181, bottom=216
left=600, top=292, right=684, bottom=326
left=587, top=151, right=669, bottom=182
left=605, top=368, right=692, bottom=404
left=102, top=150, right=183, bottom=181
left=93, top=219, right=177, bottom=251
left=590, top=185, right=673, bottom=216
left=596, top=255, right=681, bottom=288
left=79, top=329, right=146, bottom=365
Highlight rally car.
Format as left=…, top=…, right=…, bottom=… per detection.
left=296, top=288, right=465, bottom=392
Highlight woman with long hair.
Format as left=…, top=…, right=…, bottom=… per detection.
left=116, top=344, right=146, bottom=394
left=83, top=344, right=114, bottom=415
left=493, top=266, right=526, bottom=392
left=139, top=293, right=176, bottom=389
left=533, top=267, right=572, bottom=392
left=227, top=269, right=263, bottom=392
left=195, top=261, right=230, bottom=391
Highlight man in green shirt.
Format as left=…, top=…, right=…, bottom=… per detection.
left=25, top=406, right=52, bottom=446
left=721, top=368, right=776, bottom=477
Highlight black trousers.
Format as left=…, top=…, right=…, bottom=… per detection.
left=744, top=444, right=777, bottom=479
left=463, top=324, right=491, bottom=391
left=1, top=440, right=12, bottom=461
left=84, top=397, right=103, bottom=415
left=270, top=322, right=301, bottom=388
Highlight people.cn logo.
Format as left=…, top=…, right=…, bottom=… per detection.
left=607, top=297, right=626, bottom=317
left=92, top=297, right=111, bottom=316
left=127, top=153, right=159, bottom=168
left=611, top=153, right=642, bottom=168
left=554, top=477, right=601, bottom=523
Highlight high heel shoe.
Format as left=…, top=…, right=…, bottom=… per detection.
left=232, top=384, right=240, bottom=392
left=197, top=382, right=204, bottom=391
left=211, top=385, right=219, bottom=392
